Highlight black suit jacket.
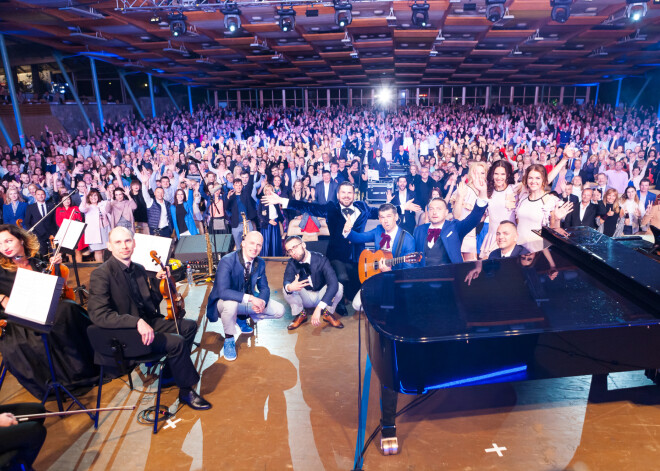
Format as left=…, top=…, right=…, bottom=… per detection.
left=314, top=181, right=338, bottom=205
left=559, top=194, right=580, bottom=228
left=369, top=157, right=388, bottom=178
left=488, top=245, right=529, bottom=259
left=565, top=202, right=601, bottom=229
left=390, top=190, right=417, bottom=235
left=282, top=251, right=339, bottom=305
left=88, top=256, right=163, bottom=329
left=25, top=201, right=58, bottom=239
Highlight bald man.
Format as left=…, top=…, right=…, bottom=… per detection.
left=206, top=231, right=285, bottom=361
left=88, top=227, right=211, bottom=410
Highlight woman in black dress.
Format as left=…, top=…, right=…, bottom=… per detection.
left=0, top=224, right=98, bottom=399
left=598, top=188, right=623, bottom=237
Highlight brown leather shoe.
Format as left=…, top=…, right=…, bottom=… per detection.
left=287, top=312, right=308, bottom=330
left=322, top=310, right=344, bottom=329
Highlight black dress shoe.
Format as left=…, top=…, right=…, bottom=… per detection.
left=335, top=302, right=349, bottom=317
left=179, top=389, right=212, bottom=410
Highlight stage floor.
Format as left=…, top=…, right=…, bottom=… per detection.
left=2, top=260, right=660, bottom=471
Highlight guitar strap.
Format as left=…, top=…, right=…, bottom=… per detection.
left=393, top=230, right=404, bottom=259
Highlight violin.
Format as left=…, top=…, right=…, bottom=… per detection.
left=48, top=236, right=75, bottom=301
left=149, top=250, right=185, bottom=321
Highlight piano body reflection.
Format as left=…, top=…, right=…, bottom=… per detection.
left=360, top=226, right=660, bottom=455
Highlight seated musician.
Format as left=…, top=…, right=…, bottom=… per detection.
left=413, top=175, right=488, bottom=266
left=343, top=203, right=416, bottom=311
left=488, top=221, right=529, bottom=259
left=87, top=227, right=211, bottom=411
left=282, top=235, right=344, bottom=331
left=206, top=231, right=285, bottom=362
left=0, top=224, right=97, bottom=399
left=0, top=402, right=47, bottom=470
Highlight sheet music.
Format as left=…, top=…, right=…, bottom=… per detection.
left=131, top=234, right=173, bottom=272
left=5, top=269, right=61, bottom=325
left=54, top=219, right=86, bottom=251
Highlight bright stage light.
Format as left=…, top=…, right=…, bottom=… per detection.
left=377, top=88, right=392, bottom=104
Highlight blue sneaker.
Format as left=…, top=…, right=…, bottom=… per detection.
left=237, top=318, right=254, bottom=334
left=223, top=337, right=237, bottom=361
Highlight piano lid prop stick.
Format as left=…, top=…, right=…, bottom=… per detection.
left=14, top=405, right=136, bottom=422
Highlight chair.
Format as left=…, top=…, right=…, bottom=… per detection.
left=86, top=325, right=167, bottom=434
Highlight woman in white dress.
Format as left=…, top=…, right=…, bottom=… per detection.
left=79, top=188, right=110, bottom=262
left=452, top=161, right=488, bottom=261
left=515, top=164, right=573, bottom=253
left=480, top=160, right=517, bottom=259
left=619, top=186, right=644, bottom=235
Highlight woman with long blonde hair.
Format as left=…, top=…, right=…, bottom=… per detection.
left=598, top=188, right=623, bottom=237
left=451, top=161, right=488, bottom=261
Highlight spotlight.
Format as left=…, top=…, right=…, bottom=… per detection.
left=221, top=1, right=241, bottom=33
left=551, top=0, right=572, bottom=23
left=334, top=0, right=352, bottom=28
left=411, top=0, right=430, bottom=28
left=168, top=12, right=186, bottom=37
left=486, top=0, right=506, bottom=22
left=377, top=87, right=392, bottom=105
left=626, top=0, right=649, bottom=21
left=150, top=12, right=161, bottom=24
left=277, top=6, right=296, bottom=32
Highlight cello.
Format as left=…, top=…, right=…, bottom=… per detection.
left=149, top=251, right=185, bottom=331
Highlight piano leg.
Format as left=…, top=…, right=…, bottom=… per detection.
left=380, top=384, right=399, bottom=455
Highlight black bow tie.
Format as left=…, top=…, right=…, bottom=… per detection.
left=342, top=208, right=354, bottom=217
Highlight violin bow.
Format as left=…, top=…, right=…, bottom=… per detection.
left=15, top=405, right=136, bottom=422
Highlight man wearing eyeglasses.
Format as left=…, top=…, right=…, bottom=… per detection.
left=282, top=236, right=344, bottom=331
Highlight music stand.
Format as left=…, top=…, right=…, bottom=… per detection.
left=4, top=269, right=93, bottom=419
left=54, top=219, right=87, bottom=304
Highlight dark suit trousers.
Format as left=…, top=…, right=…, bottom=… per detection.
left=146, top=317, right=199, bottom=389
left=331, top=260, right=359, bottom=300
left=0, top=402, right=47, bottom=468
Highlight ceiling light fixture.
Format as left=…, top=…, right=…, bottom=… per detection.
left=221, top=1, right=241, bottom=34
left=168, top=11, right=187, bottom=37
left=486, top=0, right=506, bottom=22
left=626, top=0, right=649, bottom=21
left=551, top=0, right=572, bottom=23
left=334, top=0, right=353, bottom=28
left=411, top=0, right=430, bottom=28
left=277, top=5, right=296, bottom=32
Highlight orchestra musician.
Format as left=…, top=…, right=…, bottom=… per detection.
left=87, top=227, right=211, bottom=411
left=0, top=224, right=97, bottom=399
left=0, top=402, right=47, bottom=470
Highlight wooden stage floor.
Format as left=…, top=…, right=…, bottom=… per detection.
left=2, top=260, right=660, bottom=470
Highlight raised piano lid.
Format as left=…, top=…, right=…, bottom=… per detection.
left=361, top=227, right=660, bottom=343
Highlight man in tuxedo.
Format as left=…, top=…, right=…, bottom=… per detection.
left=282, top=236, right=344, bottom=330
left=343, top=203, right=416, bottom=311
left=88, top=227, right=211, bottom=410
left=413, top=175, right=488, bottom=267
left=24, top=189, right=58, bottom=256
left=369, top=149, right=388, bottom=178
left=206, top=231, right=285, bottom=361
left=564, top=188, right=601, bottom=229
left=389, top=176, right=418, bottom=235
left=314, top=170, right=338, bottom=205
left=488, top=221, right=529, bottom=259
left=225, top=178, right=257, bottom=248
left=263, top=182, right=420, bottom=300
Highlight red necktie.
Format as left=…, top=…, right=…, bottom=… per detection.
left=427, top=228, right=441, bottom=244
left=380, top=233, right=391, bottom=249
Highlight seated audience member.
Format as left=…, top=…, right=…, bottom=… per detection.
left=282, top=236, right=344, bottom=331
left=206, top=231, right=285, bottom=361
left=488, top=221, right=529, bottom=259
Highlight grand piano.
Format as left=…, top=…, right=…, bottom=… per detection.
left=359, top=226, right=660, bottom=457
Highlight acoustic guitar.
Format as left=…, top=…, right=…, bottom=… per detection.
left=358, top=249, right=423, bottom=284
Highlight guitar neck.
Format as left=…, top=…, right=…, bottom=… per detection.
left=383, top=255, right=407, bottom=267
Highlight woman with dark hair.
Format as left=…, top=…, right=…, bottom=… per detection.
left=105, top=187, right=137, bottom=232
left=480, top=160, right=517, bottom=258
left=79, top=188, right=110, bottom=262
left=257, top=184, right=284, bottom=257
left=170, top=181, right=199, bottom=239
left=55, top=193, right=87, bottom=263
left=0, top=224, right=97, bottom=399
left=515, top=164, right=573, bottom=252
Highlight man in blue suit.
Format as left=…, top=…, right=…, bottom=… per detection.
left=206, top=231, right=285, bottom=361
left=314, top=170, right=338, bottom=205
left=638, top=178, right=656, bottom=210
left=343, top=203, right=416, bottom=311
left=413, top=175, right=488, bottom=266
